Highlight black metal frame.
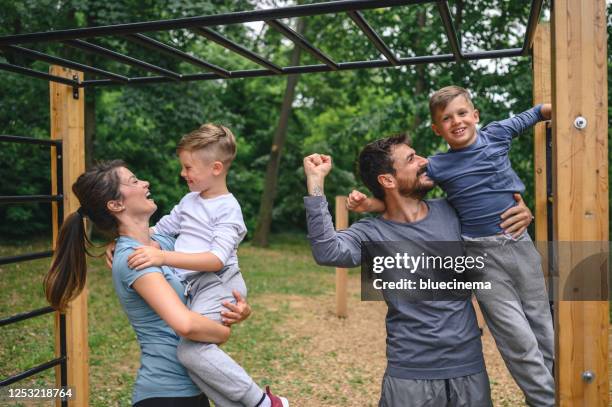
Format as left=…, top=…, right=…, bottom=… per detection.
left=0, top=135, right=68, bottom=407
left=0, top=0, right=544, bottom=88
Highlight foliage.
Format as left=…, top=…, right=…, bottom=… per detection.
left=0, top=0, right=610, bottom=239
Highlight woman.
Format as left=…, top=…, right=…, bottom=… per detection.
left=44, top=160, right=250, bottom=407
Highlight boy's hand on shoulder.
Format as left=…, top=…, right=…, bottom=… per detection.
left=541, top=103, right=552, bottom=120
left=128, top=246, right=166, bottom=270
left=105, top=241, right=116, bottom=270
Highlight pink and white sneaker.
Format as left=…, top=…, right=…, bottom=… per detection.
left=266, top=386, right=289, bottom=407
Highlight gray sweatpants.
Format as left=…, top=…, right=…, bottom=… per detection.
left=379, top=371, right=492, bottom=407
left=463, top=232, right=554, bottom=407
left=176, top=267, right=263, bottom=407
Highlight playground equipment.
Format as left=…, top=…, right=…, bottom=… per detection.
left=0, top=1, right=607, bottom=405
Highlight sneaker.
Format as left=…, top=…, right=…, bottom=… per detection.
left=265, top=386, right=289, bottom=407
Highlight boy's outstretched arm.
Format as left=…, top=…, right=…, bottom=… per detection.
left=128, top=247, right=223, bottom=271
left=346, top=190, right=386, bottom=213
left=497, top=103, right=552, bottom=138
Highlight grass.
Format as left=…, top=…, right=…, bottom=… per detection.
left=0, top=233, right=340, bottom=406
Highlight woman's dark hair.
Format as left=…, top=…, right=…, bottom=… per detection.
left=44, top=160, right=125, bottom=311
left=358, top=134, right=412, bottom=200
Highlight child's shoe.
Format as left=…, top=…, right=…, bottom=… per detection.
left=265, top=386, right=289, bottom=407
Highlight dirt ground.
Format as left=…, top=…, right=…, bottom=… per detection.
left=258, top=274, right=525, bottom=406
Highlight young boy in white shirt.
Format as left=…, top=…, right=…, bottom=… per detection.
left=127, top=123, right=288, bottom=407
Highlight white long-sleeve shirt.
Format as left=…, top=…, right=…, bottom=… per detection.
left=153, top=192, right=247, bottom=279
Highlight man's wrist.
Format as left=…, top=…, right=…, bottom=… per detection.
left=306, top=176, right=325, bottom=196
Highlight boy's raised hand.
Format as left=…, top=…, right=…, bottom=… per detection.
left=346, top=190, right=386, bottom=213
left=128, top=246, right=165, bottom=270
left=541, top=103, right=552, bottom=120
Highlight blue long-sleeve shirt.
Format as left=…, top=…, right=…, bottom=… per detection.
left=304, top=196, right=485, bottom=380
left=426, top=105, right=545, bottom=237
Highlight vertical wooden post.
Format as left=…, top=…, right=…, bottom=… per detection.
left=532, top=23, right=551, bottom=244
left=335, top=196, right=349, bottom=318
left=50, top=66, right=88, bottom=407
left=550, top=1, right=609, bottom=405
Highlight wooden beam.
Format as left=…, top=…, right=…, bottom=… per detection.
left=50, top=66, right=88, bottom=407
left=532, top=23, right=551, bottom=244
left=335, top=196, right=349, bottom=318
left=550, top=1, right=609, bottom=405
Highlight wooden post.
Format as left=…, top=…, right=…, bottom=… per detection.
left=335, top=196, right=349, bottom=318
left=532, top=23, right=551, bottom=243
left=550, top=1, right=609, bottom=405
left=50, top=66, right=88, bottom=407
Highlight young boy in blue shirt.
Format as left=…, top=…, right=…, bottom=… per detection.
left=348, top=86, right=554, bottom=407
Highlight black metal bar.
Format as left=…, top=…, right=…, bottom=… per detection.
left=1, top=45, right=129, bottom=82
left=192, top=27, right=283, bottom=73
left=123, top=34, right=230, bottom=78
left=522, top=0, right=545, bottom=55
left=63, top=39, right=182, bottom=80
left=435, top=1, right=463, bottom=61
left=0, top=195, right=63, bottom=204
left=0, top=250, right=53, bottom=266
left=59, top=313, right=68, bottom=407
left=266, top=20, right=338, bottom=70
left=0, top=357, right=66, bottom=387
left=347, top=11, right=399, bottom=65
left=0, top=135, right=60, bottom=146
left=82, top=47, right=526, bottom=87
left=0, top=306, right=55, bottom=327
left=0, top=62, right=78, bottom=86
left=462, top=48, right=523, bottom=60
left=0, top=1, right=430, bottom=46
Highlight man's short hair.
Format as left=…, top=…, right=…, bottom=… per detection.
left=177, top=123, right=237, bottom=167
left=429, top=85, right=474, bottom=122
left=358, top=134, right=412, bottom=200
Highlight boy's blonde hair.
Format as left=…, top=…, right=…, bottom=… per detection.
left=177, top=123, right=237, bottom=167
left=429, top=86, right=474, bottom=122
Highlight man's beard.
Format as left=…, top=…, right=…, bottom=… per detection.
left=398, top=182, right=434, bottom=199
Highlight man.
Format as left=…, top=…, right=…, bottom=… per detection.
left=303, top=134, right=533, bottom=407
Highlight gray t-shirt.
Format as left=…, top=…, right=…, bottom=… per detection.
left=304, top=196, right=484, bottom=379
left=112, top=234, right=201, bottom=405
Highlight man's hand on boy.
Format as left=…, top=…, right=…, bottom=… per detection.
left=500, top=193, right=533, bottom=238
left=221, top=290, right=251, bottom=326
left=128, top=245, right=166, bottom=270
left=541, top=103, right=552, bottom=120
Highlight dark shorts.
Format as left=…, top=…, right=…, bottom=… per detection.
left=379, top=371, right=492, bottom=407
left=133, top=394, right=210, bottom=407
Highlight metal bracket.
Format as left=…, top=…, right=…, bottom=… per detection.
left=573, top=116, right=587, bottom=130
left=72, top=74, right=79, bottom=99
left=582, top=370, right=595, bottom=383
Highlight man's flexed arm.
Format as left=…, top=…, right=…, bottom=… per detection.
left=303, top=153, right=332, bottom=196
left=303, top=153, right=363, bottom=268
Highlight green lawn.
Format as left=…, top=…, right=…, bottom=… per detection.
left=0, top=234, right=335, bottom=406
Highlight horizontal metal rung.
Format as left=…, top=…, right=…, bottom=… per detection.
left=0, top=195, right=63, bottom=204
left=0, top=250, right=54, bottom=266
left=0, top=357, right=65, bottom=387
left=0, top=135, right=60, bottom=146
left=0, top=306, right=55, bottom=327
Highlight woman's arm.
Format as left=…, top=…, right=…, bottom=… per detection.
left=132, top=272, right=230, bottom=343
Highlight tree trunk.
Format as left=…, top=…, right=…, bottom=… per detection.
left=412, top=10, right=427, bottom=129
left=252, top=19, right=305, bottom=247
